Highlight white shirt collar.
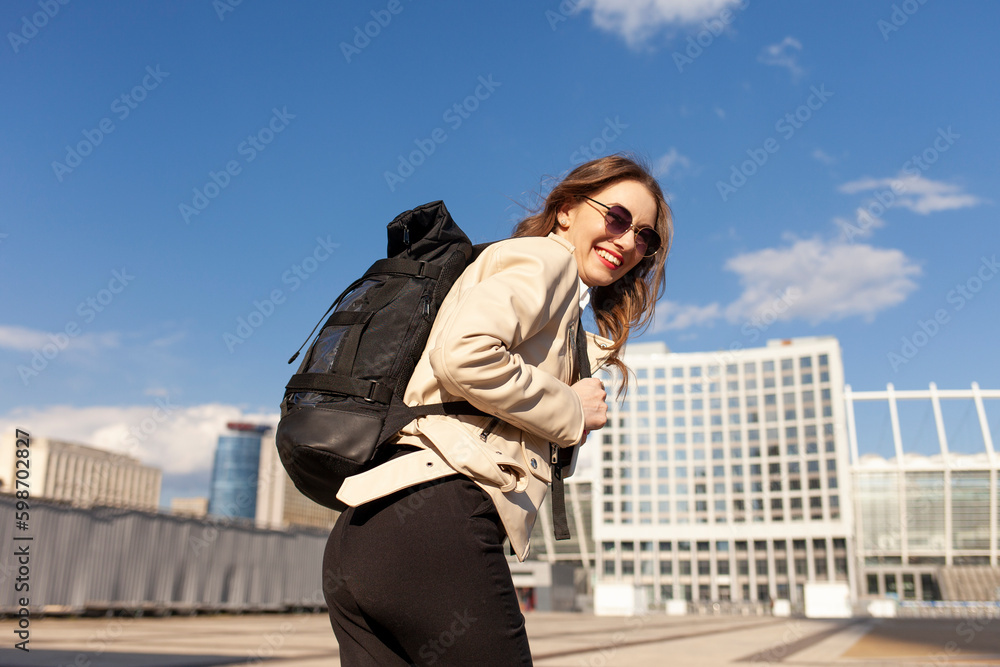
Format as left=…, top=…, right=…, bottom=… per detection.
left=579, top=279, right=591, bottom=311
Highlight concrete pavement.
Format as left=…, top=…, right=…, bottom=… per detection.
left=1, top=611, right=998, bottom=666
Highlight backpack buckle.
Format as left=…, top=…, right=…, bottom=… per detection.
left=364, top=381, right=378, bottom=403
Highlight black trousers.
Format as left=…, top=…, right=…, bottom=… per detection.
left=323, top=474, right=533, bottom=666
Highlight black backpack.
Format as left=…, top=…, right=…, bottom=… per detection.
left=275, top=201, right=488, bottom=511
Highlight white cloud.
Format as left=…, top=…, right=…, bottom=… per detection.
left=812, top=148, right=836, bottom=165
left=654, top=147, right=692, bottom=178
left=0, top=324, right=120, bottom=353
left=0, top=402, right=279, bottom=475
left=839, top=174, right=985, bottom=215
left=580, top=0, right=744, bottom=46
left=713, top=106, right=726, bottom=119
left=834, top=212, right=883, bottom=241
left=757, top=36, right=803, bottom=79
left=723, top=237, right=921, bottom=324
left=654, top=300, right=722, bottom=331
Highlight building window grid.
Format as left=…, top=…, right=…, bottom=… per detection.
left=598, top=346, right=846, bottom=601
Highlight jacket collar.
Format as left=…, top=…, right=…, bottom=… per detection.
left=547, top=232, right=575, bottom=253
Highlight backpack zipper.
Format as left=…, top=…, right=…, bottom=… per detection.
left=480, top=417, right=500, bottom=441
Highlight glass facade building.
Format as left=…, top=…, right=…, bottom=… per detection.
left=847, top=382, right=999, bottom=601
left=208, top=423, right=269, bottom=520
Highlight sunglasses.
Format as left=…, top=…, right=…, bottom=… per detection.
left=583, top=197, right=661, bottom=257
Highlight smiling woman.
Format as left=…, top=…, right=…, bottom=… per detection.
left=323, top=154, right=672, bottom=665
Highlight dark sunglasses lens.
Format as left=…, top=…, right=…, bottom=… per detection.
left=637, top=229, right=661, bottom=255
left=604, top=206, right=632, bottom=233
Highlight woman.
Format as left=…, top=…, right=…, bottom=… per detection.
left=323, top=154, right=672, bottom=665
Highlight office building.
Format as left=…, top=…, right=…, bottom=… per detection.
left=171, top=496, right=209, bottom=518
left=594, top=337, right=853, bottom=606
left=208, top=422, right=270, bottom=520
left=0, top=433, right=161, bottom=511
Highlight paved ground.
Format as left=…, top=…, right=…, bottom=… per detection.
left=1, top=612, right=998, bottom=666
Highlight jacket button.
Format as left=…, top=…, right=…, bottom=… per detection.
left=531, top=458, right=538, bottom=469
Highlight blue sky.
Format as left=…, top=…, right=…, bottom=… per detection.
left=2, top=0, right=997, bottom=507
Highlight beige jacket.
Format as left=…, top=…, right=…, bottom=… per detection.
left=337, top=233, right=611, bottom=560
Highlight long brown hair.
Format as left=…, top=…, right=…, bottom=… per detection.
left=511, top=154, right=673, bottom=394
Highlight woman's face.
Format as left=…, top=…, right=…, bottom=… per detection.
left=555, top=179, right=658, bottom=288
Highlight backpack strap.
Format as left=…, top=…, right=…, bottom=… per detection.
left=551, top=317, right=590, bottom=541
left=286, top=374, right=395, bottom=404
left=366, top=258, right=442, bottom=280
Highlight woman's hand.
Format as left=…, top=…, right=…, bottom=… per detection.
left=572, top=378, right=608, bottom=432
